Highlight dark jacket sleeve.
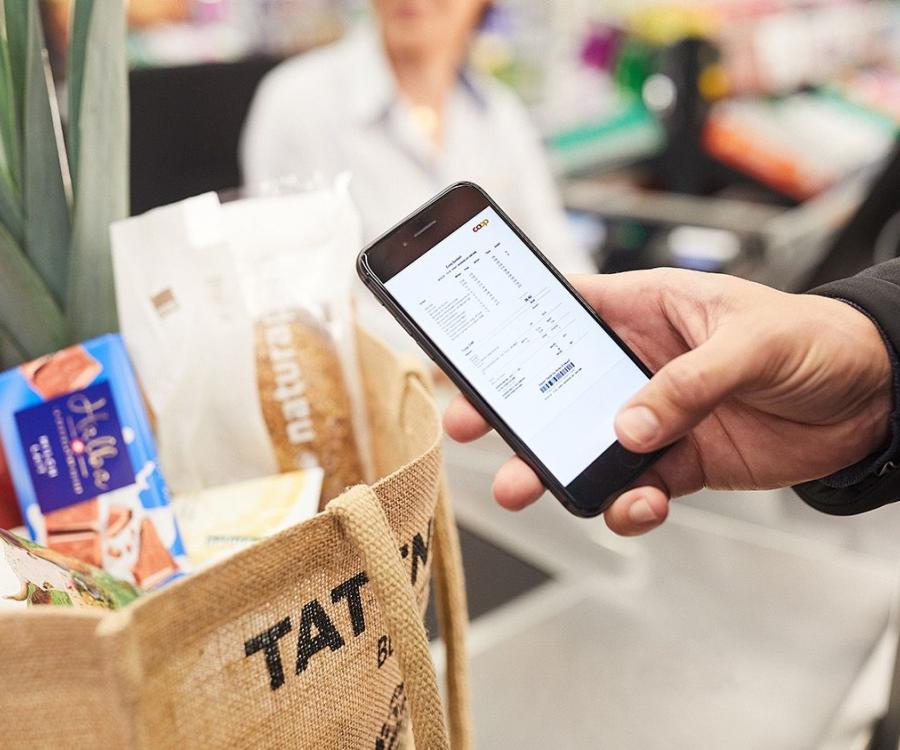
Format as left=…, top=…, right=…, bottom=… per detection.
left=793, top=258, right=900, bottom=515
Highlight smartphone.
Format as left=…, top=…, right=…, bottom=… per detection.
left=357, top=182, right=665, bottom=517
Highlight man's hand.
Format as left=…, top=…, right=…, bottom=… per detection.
left=443, top=269, right=893, bottom=536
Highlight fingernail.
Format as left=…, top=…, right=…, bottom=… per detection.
left=617, top=406, right=660, bottom=446
left=628, top=498, right=658, bottom=525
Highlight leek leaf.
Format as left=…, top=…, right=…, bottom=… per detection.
left=0, top=221, right=66, bottom=363
left=67, top=0, right=126, bottom=339
left=66, top=0, right=93, bottom=193
left=22, top=3, right=69, bottom=305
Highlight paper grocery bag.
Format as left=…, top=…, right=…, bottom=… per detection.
left=0, top=331, right=471, bottom=750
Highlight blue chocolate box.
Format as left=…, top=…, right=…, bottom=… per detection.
left=0, top=334, right=186, bottom=589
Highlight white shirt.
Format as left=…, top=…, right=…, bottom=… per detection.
left=241, top=28, right=590, bottom=348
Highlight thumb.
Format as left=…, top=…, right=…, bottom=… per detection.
left=615, top=334, right=757, bottom=452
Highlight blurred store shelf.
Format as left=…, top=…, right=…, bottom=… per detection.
left=561, top=152, right=889, bottom=290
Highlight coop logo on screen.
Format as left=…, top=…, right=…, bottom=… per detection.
left=472, top=219, right=489, bottom=232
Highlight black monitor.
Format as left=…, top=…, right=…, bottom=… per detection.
left=129, top=57, right=280, bottom=215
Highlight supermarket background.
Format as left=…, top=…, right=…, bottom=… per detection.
left=64, top=0, right=900, bottom=747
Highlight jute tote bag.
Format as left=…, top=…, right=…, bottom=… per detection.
left=0, top=330, right=472, bottom=750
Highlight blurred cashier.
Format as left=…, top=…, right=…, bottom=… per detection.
left=241, top=0, right=590, bottom=291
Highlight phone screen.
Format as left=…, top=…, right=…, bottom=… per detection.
left=384, top=205, right=649, bottom=486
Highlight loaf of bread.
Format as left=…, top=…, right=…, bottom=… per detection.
left=255, top=308, right=363, bottom=506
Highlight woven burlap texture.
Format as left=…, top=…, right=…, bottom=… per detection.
left=0, top=330, right=471, bottom=750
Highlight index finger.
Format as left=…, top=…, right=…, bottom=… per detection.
left=443, top=392, right=491, bottom=442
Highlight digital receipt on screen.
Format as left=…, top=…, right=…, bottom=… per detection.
left=385, top=207, right=649, bottom=485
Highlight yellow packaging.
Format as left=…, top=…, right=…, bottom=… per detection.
left=172, top=468, right=323, bottom=569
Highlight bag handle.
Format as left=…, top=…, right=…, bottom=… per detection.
left=397, top=360, right=472, bottom=748
left=430, top=476, right=472, bottom=749
left=330, top=485, right=452, bottom=750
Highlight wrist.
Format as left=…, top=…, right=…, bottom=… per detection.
left=822, top=299, right=897, bottom=484
left=842, top=300, right=893, bottom=456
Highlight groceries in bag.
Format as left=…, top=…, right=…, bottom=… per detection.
left=0, top=443, right=21, bottom=529
left=0, top=334, right=186, bottom=590
left=0, top=528, right=141, bottom=610
left=112, top=180, right=372, bottom=509
left=172, top=468, right=323, bottom=568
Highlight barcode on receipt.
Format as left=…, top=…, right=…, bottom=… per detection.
left=539, top=361, right=574, bottom=394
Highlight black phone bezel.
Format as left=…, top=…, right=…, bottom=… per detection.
left=357, top=182, right=666, bottom=518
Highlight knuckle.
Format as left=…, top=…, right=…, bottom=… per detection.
left=651, top=267, right=684, bottom=289
left=659, top=358, right=702, bottom=407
